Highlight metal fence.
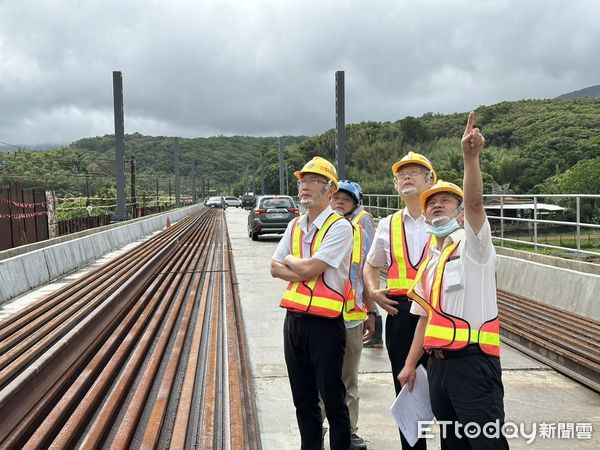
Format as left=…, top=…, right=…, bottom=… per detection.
left=363, top=193, right=600, bottom=258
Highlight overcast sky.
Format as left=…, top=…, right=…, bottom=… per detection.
left=0, top=0, right=598, bottom=147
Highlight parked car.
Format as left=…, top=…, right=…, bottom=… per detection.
left=205, top=196, right=228, bottom=209
left=241, top=192, right=256, bottom=209
left=247, top=195, right=300, bottom=241
left=224, top=196, right=242, bottom=208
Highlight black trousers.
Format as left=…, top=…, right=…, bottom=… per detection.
left=427, top=349, right=509, bottom=450
left=385, top=299, right=428, bottom=450
left=284, top=312, right=350, bottom=450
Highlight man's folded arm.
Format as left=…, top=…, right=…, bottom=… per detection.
left=282, top=255, right=330, bottom=280
left=270, top=259, right=304, bottom=281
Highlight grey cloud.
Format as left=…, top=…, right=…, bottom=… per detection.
left=1, top=0, right=599, bottom=146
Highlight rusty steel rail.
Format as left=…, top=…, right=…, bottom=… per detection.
left=0, top=208, right=262, bottom=449
left=497, top=289, right=600, bottom=393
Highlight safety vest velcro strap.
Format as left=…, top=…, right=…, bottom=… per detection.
left=425, top=324, right=459, bottom=341
left=469, top=329, right=500, bottom=346
left=426, top=325, right=500, bottom=346
left=386, top=287, right=409, bottom=296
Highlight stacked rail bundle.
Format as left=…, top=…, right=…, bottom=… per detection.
left=0, top=208, right=261, bottom=449
left=498, top=289, right=600, bottom=393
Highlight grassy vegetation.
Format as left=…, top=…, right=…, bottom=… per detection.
left=495, top=229, right=600, bottom=263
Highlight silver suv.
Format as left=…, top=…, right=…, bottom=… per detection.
left=247, top=195, right=299, bottom=241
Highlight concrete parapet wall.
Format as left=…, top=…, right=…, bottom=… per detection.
left=497, top=254, right=599, bottom=320
left=0, top=205, right=202, bottom=304
left=496, top=246, right=600, bottom=276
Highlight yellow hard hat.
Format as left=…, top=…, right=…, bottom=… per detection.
left=420, top=180, right=464, bottom=212
left=294, top=156, right=339, bottom=189
left=392, top=151, right=437, bottom=183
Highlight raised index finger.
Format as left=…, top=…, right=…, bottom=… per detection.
left=463, top=111, right=475, bottom=137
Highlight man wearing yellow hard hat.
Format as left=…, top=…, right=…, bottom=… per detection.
left=271, top=156, right=353, bottom=450
left=363, top=151, right=436, bottom=449
left=400, top=113, right=508, bottom=449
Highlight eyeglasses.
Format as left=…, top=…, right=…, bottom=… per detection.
left=396, top=169, right=424, bottom=178
left=297, top=179, right=328, bottom=187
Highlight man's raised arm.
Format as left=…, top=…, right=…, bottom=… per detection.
left=461, top=111, right=486, bottom=234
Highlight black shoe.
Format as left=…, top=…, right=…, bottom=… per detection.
left=363, top=337, right=383, bottom=348
left=350, top=433, right=367, bottom=449
left=364, top=315, right=383, bottom=348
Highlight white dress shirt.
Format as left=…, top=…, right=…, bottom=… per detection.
left=366, top=208, right=428, bottom=268
left=272, top=205, right=353, bottom=296
left=410, top=219, right=499, bottom=331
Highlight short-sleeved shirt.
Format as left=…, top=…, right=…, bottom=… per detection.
left=410, top=219, right=498, bottom=331
left=366, top=208, right=428, bottom=268
left=272, top=205, right=353, bottom=296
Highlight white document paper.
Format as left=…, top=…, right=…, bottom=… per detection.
left=389, top=364, right=434, bottom=447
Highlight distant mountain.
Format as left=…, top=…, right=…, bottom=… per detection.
left=0, top=143, right=60, bottom=152
left=556, top=84, right=600, bottom=99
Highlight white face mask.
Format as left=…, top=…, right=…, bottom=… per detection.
left=426, top=217, right=460, bottom=236
left=425, top=204, right=463, bottom=236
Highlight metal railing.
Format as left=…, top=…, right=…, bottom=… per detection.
left=363, top=193, right=600, bottom=258
left=362, top=194, right=402, bottom=217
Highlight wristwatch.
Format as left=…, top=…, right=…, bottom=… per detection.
left=367, top=311, right=376, bottom=317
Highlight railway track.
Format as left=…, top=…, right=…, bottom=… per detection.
left=498, top=289, right=600, bottom=393
left=0, top=207, right=261, bottom=449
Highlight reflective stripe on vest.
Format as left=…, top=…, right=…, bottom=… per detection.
left=387, top=209, right=432, bottom=296
left=344, top=220, right=366, bottom=321
left=351, top=209, right=370, bottom=227
left=407, top=241, right=501, bottom=357
left=279, top=213, right=353, bottom=318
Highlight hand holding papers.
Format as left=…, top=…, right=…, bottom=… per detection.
left=390, top=365, right=434, bottom=447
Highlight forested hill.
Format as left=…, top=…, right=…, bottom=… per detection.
left=72, top=133, right=308, bottom=194
left=2, top=97, right=600, bottom=197
left=286, top=97, right=600, bottom=196
left=0, top=134, right=308, bottom=197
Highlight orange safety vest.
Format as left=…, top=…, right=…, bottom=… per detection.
left=280, top=213, right=354, bottom=318
left=387, top=209, right=433, bottom=296
left=343, top=217, right=366, bottom=321
left=407, top=240, right=501, bottom=357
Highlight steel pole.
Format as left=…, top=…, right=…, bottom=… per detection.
left=335, top=70, right=347, bottom=180
left=112, top=71, right=127, bottom=220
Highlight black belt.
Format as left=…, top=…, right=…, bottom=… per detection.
left=386, top=294, right=409, bottom=301
left=287, top=311, right=342, bottom=320
left=288, top=311, right=310, bottom=318
left=430, top=344, right=485, bottom=360
left=386, top=295, right=412, bottom=311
